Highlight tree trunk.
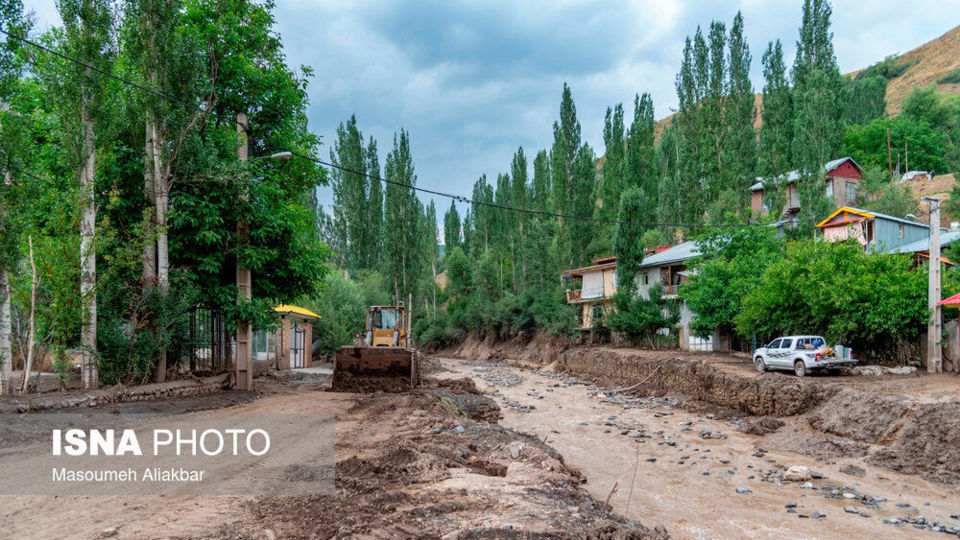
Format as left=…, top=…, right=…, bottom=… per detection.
left=151, top=120, right=168, bottom=382
left=142, top=120, right=157, bottom=287
left=80, top=106, right=98, bottom=390
left=0, top=265, right=11, bottom=396
left=20, top=236, right=36, bottom=393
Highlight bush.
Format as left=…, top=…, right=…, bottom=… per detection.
left=607, top=288, right=679, bottom=345
left=735, top=240, right=926, bottom=360
left=937, top=68, right=960, bottom=85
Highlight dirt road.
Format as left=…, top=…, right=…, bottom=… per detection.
left=437, top=357, right=960, bottom=539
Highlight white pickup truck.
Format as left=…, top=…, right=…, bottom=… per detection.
left=753, top=335, right=857, bottom=377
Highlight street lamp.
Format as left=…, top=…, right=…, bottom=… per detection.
left=251, top=150, right=292, bottom=162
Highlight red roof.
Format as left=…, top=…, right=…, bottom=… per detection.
left=561, top=261, right=617, bottom=279
left=939, top=292, right=960, bottom=307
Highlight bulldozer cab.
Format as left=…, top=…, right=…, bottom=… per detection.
left=367, top=306, right=407, bottom=348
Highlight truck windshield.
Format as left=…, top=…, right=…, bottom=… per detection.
left=373, top=309, right=400, bottom=330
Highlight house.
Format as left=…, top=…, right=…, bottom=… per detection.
left=561, top=256, right=617, bottom=330
left=815, top=206, right=960, bottom=260
left=253, top=305, right=319, bottom=372
left=633, top=241, right=726, bottom=352
left=751, top=157, right=865, bottom=217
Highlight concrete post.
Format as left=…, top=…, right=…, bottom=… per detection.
left=235, top=113, right=253, bottom=390
left=925, top=197, right=942, bottom=373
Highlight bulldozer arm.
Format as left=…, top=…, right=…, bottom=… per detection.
left=332, top=346, right=421, bottom=392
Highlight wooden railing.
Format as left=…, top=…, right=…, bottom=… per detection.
left=663, top=284, right=681, bottom=296
left=566, top=289, right=582, bottom=302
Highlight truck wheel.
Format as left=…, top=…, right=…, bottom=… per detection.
left=755, top=357, right=766, bottom=372
left=794, top=360, right=806, bottom=377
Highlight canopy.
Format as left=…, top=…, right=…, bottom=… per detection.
left=274, top=304, right=320, bottom=320
left=938, top=293, right=960, bottom=308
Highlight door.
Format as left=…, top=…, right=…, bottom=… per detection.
left=290, top=324, right=305, bottom=369
left=773, top=338, right=794, bottom=367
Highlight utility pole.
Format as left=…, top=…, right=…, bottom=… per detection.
left=924, top=197, right=942, bottom=373
left=235, top=113, right=253, bottom=390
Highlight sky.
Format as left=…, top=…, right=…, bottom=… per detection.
left=23, top=0, right=960, bottom=223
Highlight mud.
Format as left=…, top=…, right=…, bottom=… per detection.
left=456, top=343, right=960, bottom=488
left=242, top=382, right=666, bottom=539
left=449, top=331, right=581, bottom=365
left=438, top=356, right=960, bottom=539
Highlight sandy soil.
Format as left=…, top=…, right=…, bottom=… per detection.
left=437, top=357, right=960, bottom=540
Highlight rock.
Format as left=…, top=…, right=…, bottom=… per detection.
left=509, top=445, right=521, bottom=459
left=17, top=403, right=27, bottom=413
left=736, top=487, right=752, bottom=494
left=263, top=529, right=276, bottom=540
left=839, top=464, right=866, bottom=478
left=645, top=458, right=657, bottom=463
left=801, top=482, right=814, bottom=489
left=843, top=492, right=857, bottom=499
left=100, top=528, right=118, bottom=538
left=844, top=506, right=859, bottom=514
left=811, top=512, right=826, bottom=519
left=886, top=366, right=916, bottom=375
left=884, top=518, right=900, bottom=524
left=453, top=425, right=465, bottom=434
left=809, top=471, right=825, bottom=479
left=783, top=465, right=811, bottom=482
left=785, top=502, right=798, bottom=508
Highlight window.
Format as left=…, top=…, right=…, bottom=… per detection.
left=641, top=272, right=649, bottom=286
left=767, top=339, right=782, bottom=349
left=846, top=182, right=857, bottom=204
left=826, top=179, right=834, bottom=199
left=899, top=224, right=905, bottom=239
left=780, top=338, right=793, bottom=349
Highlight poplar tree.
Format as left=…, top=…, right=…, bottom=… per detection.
left=600, top=104, right=625, bottom=225
left=383, top=129, right=418, bottom=302
left=612, top=187, right=646, bottom=293
left=53, top=0, right=115, bottom=389
left=626, top=92, right=658, bottom=218
left=365, top=136, right=383, bottom=268
left=792, top=0, right=843, bottom=222
left=330, top=115, right=369, bottom=271
left=723, top=11, right=756, bottom=200
left=510, top=147, right=529, bottom=290
left=759, top=40, right=793, bottom=179
left=443, top=200, right=461, bottom=253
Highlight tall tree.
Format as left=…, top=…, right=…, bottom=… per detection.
left=791, top=0, right=844, bottom=222
left=443, top=200, right=461, bottom=253
left=612, top=187, right=646, bottom=293
left=510, top=147, right=529, bottom=289
left=0, top=0, right=26, bottom=395
left=758, top=39, right=793, bottom=179
left=626, top=92, right=658, bottom=215
left=330, top=115, right=369, bottom=271
left=723, top=11, right=756, bottom=203
left=365, top=136, right=383, bottom=268
left=383, top=129, right=419, bottom=303
left=55, top=0, right=115, bottom=389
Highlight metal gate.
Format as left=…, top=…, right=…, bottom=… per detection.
left=290, top=324, right=305, bottom=369
left=183, top=307, right=232, bottom=374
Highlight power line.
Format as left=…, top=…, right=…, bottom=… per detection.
left=1, top=25, right=928, bottom=233
left=2, top=25, right=742, bottom=230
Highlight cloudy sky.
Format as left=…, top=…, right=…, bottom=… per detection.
left=24, top=0, right=960, bottom=217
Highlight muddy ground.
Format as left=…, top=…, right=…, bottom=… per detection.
left=0, top=370, right=665, bottom=539
left=437, top=355, right=960, bottom=539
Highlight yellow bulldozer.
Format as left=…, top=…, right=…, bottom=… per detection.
left=332, top=304, right=421, bottom=391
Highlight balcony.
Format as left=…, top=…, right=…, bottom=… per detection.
left=663, top=284, right=681, bottom=297
left=566, top=289, right=582, bottom=302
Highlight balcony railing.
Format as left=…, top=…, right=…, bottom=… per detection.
left=663, top=284, right=681, bottom=296
left=566, top=289, right=582, bottom=302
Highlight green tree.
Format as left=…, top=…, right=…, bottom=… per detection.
left=443, top=199, right=461, bottom=253
left=843, top=115, right=950, bottom=174
left=723, top=11, right=756, bottom=204
left=611, top=187, right=646, bottom=292
left=683, top=225, right=782, bottom=339
left=791, top=0, right=844, bottom=224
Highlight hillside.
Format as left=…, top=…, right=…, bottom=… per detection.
left=651, top=24, right=960, bottom=140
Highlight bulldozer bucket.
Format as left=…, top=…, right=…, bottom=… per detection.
left=332, top=346, right=420, bottom=392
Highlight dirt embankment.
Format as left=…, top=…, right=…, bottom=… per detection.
left=459, top=343, right=960, bottom=489
left=244, top=377, right=667, bottom=538
left=445, top=331, right=581, bottom=366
